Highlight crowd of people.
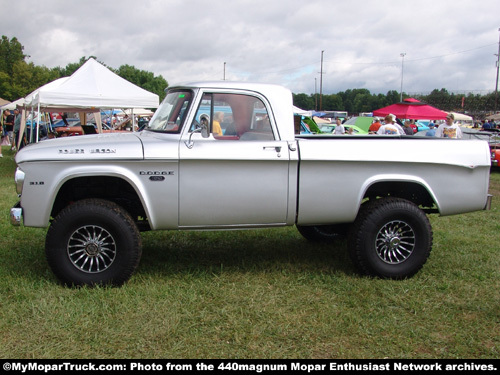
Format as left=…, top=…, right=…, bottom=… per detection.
left=362, top=113, right=498, bottom=138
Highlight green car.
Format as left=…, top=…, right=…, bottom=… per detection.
left=342, top=116, right=374, bottom=132
left=319, top=123, right=368, bottom=135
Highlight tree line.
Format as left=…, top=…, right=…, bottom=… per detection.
left=1, top=35, right=497, bottom=119
left=293, top=89, right=498, bottom=120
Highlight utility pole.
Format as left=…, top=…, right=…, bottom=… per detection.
left=223, top=62, right=226, bottom=80
left=315, top=78, right=318, bottom=111
left=400, top=53, right=406, bottom=102
left=495, top=28, right=500, bottom=113
left=319, top=50, right=324, bottom=111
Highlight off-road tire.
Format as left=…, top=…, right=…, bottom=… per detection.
left=46, top=199, right=142, bottom=287
left=348, top=197, right=433, bottom=279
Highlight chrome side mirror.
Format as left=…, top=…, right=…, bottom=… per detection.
left=185, top=122, right=209, bottom=149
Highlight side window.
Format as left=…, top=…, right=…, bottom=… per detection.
left=190, top=93, right=274, bottom=140
left=190, top=93, right=213, bottom=133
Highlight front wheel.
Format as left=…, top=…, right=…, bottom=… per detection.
left=348, top=197, right=433, bottom=279
left=46, top=199, right=142, bottom=287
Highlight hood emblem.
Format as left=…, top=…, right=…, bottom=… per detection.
left=59, top=149, right=85, bottom=154
left=90, top=148, right=117, bottom=154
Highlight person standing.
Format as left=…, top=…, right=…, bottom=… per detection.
left=403, top=121, right=414, bottom=135
left=482, top=120, right=492, bottom=130
left=377, top=114, right=405, bottom=135
left=0, top=113, right=3, bottom=158
left=425, top=123, right=436, bottom=137
left=435, top=113, right=462, bottom=138
left=333, top=117, right=345, bottom=134
left=369, top=117, right=382, bottom=133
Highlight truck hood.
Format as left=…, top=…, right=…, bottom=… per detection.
left=15, top=133, right=144, bottom=163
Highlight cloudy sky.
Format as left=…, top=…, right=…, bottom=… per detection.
left=3, top=0, right=500, bottom=96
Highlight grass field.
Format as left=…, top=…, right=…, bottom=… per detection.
left=0, top=145, right=499, bottom=359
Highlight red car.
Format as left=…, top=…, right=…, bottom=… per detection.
left=492, top=145, right=499, bottom=167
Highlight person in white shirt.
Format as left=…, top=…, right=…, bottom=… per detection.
left=333, top=118, right=345, bottom=134
left=435, top=113, right=462, bottom=138
left=377, top=114, right=405, bottom=135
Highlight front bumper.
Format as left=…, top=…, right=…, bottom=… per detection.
left=10, top=202, right=22, bottom=226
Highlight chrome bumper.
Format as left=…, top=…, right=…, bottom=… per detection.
left=10, top=202, right=22, bottom=226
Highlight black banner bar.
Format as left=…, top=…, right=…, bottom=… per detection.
left=1, top=359, right=498, bottom=374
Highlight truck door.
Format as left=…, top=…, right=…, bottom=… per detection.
left=179, top=92, right=290, bottom=227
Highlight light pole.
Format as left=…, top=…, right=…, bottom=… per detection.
left=315, top=78, right=318, bottom=111
left=319, top=50, right=324, bottom=111
left=400, top=53, right=406, bottom=102
left=495, top=28, right=500, bottom=112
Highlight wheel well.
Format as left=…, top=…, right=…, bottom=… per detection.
left=51, top=176, right=150, bottom=230
left=363, top=181, right=438, bottom=213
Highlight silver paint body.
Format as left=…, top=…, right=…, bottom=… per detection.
left=13, top=82, right=492, bottom=229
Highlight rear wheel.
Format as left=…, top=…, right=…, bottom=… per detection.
left=46, top=199, right=142, bottom=287
left=348, top=197, right=432, bottom=279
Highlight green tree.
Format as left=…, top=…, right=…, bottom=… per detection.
left=0, top=36, right=28, bottom=100
left=293, top=93, right=314, bottom=110
left=0, top=36, right=26, bottom=76
left=322, top=94, right=344, bottom=111
left=115, top=64, right=168, bottom=101
left=385, top=90, right=400, bottom=105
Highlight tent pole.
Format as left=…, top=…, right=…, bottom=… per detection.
left=30, top=106, right=34, bottom=143
left=18, top=107, right=26, bottom=150
left=36, top=103, right=41, bottom=143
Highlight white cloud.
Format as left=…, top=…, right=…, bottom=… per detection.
left=3, top=0, right=500, bottom=95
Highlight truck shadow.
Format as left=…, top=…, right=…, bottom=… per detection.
left=3, top=227, right=357, bottom=286
left=138, top=227, right=357, bottom=278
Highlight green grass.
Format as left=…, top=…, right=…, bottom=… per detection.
left=0, top=145, right=499, bottom=359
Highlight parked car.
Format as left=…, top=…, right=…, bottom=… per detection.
left=319, top=124, right=367, bottom=135
left=50, top=118, right=83, bottom=136
left=415, top=120, right=431, bottom=132
left=49, top=119, right=130, bottom=137
left=342, top=116, right=374, bottom=133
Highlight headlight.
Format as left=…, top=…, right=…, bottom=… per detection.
left=15, top=168, right=25, bottom=195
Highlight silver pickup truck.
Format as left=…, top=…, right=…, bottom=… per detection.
left=11, top=81, right=492, bottom=286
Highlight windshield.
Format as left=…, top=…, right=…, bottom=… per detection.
left=147, top=90, right=193, bottom=132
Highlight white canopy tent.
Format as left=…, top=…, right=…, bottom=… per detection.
left=448, top=112, right=473, bottom=123
left=19, top=58, right=159, bottom=147
left=486, top=113, right=500, bottom=121
left=293, top=106, right=312, bottom=117
left=0, top=98, right=25, bottom=111
left=28, top=59, right=159, bottom=109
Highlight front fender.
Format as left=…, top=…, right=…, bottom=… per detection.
left=19, top=163, right=151, bottom=228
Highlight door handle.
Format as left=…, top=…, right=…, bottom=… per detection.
left=263, top=146, right=282, bottom=157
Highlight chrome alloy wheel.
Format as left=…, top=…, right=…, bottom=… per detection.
left=67, top=225, right=117, bottom=273
left=375, top=220, right=416, bottom=264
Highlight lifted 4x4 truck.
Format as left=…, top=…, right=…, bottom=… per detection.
left=10, top=82, right=493, bottom=286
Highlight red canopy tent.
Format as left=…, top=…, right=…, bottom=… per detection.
left=373, top=98, right=448, bottom=120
